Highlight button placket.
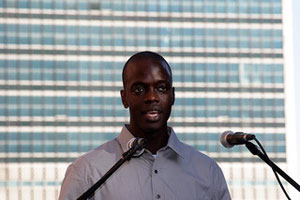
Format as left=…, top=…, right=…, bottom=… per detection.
left=152, top=156, right=163, bottom=200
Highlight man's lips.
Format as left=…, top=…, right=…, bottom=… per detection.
left=141, top=107, right=162, bottom=114
left=142, top=109, right=161, bottom=121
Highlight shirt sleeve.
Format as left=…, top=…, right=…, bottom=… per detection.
left=211, top=163, right=232, bottom=200
left=58, top=163, right=90, bottom=200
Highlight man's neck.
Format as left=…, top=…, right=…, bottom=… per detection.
left=145, top=131, right=169, bottom=154
left=127, top=125, right=169, bottom=154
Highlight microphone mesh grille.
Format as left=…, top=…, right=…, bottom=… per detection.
left=220, top=130, right=234, bottom=148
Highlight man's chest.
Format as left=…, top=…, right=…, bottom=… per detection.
left=91, top=156, right=211, bottom=200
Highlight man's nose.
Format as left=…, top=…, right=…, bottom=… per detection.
left=144, top=88, right=159, bottom=103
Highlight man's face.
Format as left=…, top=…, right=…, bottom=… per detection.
left=121, top=57, right=174, bottom=135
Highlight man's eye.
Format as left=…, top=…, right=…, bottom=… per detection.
left=134, top=86, right=145, bottom=94
left=157, top=85, right=167, bottom=92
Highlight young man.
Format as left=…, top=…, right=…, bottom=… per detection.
left=59, top=51, right=231, bottom=199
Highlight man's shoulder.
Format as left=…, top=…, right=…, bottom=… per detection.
left=72, top=138, right=122, bottom=170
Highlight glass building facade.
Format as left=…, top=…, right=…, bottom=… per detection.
left=0, top=0, right=288, bottom=199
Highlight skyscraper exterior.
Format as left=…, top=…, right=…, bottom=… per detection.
left=0, top=0, right=291, bottom=199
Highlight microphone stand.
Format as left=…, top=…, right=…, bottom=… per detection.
left=245, top=141, right=300, bottom=192
left=77, top=138, right=147, bottom=200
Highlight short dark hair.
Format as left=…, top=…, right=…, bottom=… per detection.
left=122, top=51, right=172, bottom=87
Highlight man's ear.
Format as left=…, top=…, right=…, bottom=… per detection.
left=171, top=87, right=175, bottom=105
left=120, top=90, right=129, bottom=108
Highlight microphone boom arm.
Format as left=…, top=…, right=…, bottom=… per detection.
left=245, top=142, right=300, bottom=192
left=77, top=138, right=147, bottom=200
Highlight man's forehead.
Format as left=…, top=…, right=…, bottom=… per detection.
left=125, top=61, right=170, bottom=84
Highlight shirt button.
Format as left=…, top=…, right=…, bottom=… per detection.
left=156, top=194, right=161, bottom=199
left=154, top=169, right=158, bottom=174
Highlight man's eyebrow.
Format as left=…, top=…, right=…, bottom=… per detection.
left=156, top=79, right=171, bottom=85
left=130, top=81, right=146, bottom=87
left=129, top=78, right=171, bottom=86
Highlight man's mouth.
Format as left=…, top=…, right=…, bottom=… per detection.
left=143, top=110, right=161, bottom=121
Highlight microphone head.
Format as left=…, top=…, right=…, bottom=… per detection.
left=127, top=138, right=146, bottom=148
left=127, top=138, right=146, bottom=157
left=220, top=130, right=234, bottom=148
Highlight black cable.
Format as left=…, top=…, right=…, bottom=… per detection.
left=254, top=138, right=291, bottom=200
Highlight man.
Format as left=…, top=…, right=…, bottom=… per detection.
left=59, top=51, right=231, bottom=199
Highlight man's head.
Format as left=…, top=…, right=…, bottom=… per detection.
left=122, top=51, right=173, bottom=88
left=120, top=51, right=175, bottom=136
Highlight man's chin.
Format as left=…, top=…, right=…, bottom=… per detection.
left=142, top=122, right=167, bottom=134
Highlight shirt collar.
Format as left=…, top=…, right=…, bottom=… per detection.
left=166, top=127, right=185, bottom=158
left=118, top=125, right=135, bottom=153
left=118, top=125, right=185, bottom=158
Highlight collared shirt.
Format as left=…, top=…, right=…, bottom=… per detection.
left=59, top=125, right=231, bottom=200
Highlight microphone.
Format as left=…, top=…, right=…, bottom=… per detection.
left=127, top=138, right=146, bottom=157
left=220, top=130, right=255, bottom=148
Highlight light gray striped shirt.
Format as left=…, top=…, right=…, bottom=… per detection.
left=59, top=125, right=231, bottom=200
